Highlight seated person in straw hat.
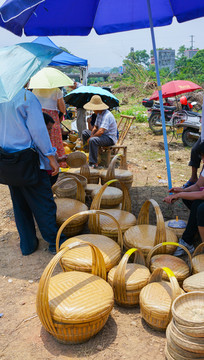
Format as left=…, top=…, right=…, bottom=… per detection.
left=82, top=95, right=117, bottom=168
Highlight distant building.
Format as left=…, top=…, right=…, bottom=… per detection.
left=184, top=49, right=199, bottom=59
left=150, top=56, right=155, bottom=65
left=156, top=49, right=175, bottom=71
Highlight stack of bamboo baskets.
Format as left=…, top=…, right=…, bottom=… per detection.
left=166, top=292, right=204, bottom=359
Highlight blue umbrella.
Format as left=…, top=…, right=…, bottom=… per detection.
left=0, top=0, right=204, bottom=189
left=0, top=42, right=61, bottom=103
left=64, top=86, right=119, bottom=109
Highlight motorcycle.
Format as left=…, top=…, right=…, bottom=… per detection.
left=142, top=98, right=177, bottom=135
left=172, top=103, right=202, bottom=147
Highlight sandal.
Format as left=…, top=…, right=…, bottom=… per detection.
left=182, top=180, right=196, bottom=189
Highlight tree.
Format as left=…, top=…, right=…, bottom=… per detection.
left=176, top=45, right=186, bottom=59
left=59, top=46, right=71, bottom=54
left=124, top=50, right=150, bottom=67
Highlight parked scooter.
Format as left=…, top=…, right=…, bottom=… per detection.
left=142, top=98, right=177, bottom=135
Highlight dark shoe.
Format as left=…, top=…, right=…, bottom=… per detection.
left=173, top=238, right=195, bottom=256
left=182, top=180, right=196, bottom=189
left=48, top=246, right=56, bottom=255
left=90, top=164, right=103, bottom=169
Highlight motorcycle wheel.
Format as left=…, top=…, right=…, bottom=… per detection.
left=182, top=128, right=198, bottom=147
left=148, top=113, right=163, bottom=135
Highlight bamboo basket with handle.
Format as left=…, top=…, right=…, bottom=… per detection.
left=80, top=162, right=100, bottom=184
left=100, top=154, right=133, bottom=190
left=66, top=151, right=87, bottom=168
left=52, top=177, right=77, bottom=198
left=36, top=241, right=114, bottom=344
left=146, top=241, right=192, bottom=284
left=124, top=199, right=178, bottom=257
left=108, top=248, right=150, bottom=307
left=69, top=131, right=78, bottom=143
left=192, top=243, right=204, bottom=273
left=91, top=185, right=123, bottom=208
left=183, top=271, right=204, bottom=293
left=55, top=177, right=88, bottom=237
left=139, top=267, right=184, bottom=330
left=89, top=179, right=137, bottom=241
left=59, top=172, right=87, bottom=189
left=56, top=209, right=123, bottom=276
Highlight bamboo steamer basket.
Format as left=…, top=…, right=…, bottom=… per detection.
left=91, top=186, right=123, bottom=208
left=52, top=177, right=77, bottom=198
left=85, top=183, right=102, bottom=196
left=124, top=199, right=178, bottom=257
left=55, top=177, right=88, bottom=237
left=108, top=248, right=150, bottom=307
left=172, top=291, right=204, bottom=329
left=167, top=318, right=204, bottom=354
left=100, top=154, right=133, bottom=190
left=165, top=218, right=187, bottom=239
left=192, top=243, right=204, bottom=274
left=183, top=271, right=204, bottom=293
left=69, top=164, right=100, bottom=184
left=36, top=241, right=114, bottom=344
left=66, top=151, right=87, bottom=168
left=56, top=209, right=123, bottom=275
left=69, top=132, right=78, bottom=143
left=89, top=179, right=137, bottom=241
left=146, top=241, right=192, bottom=284
left=166, top=323, right=204, bottom=359
left=139, top=267, right=183, bottom=330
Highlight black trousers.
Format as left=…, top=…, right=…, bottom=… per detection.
left=182, top=198, right=204, bottom=245
left=189, top=136, right=201, bottom=169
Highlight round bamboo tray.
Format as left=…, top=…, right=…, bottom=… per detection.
left=52, top=177, right=77, bottom=198
left=172, top=292, right=204, bottom=329
left=85, top=183, right=102, bottom=196
left=56, top=209, right=123, bottom=275
left=139, top=267, right=183, bottom=330
left=89, top=179, right=136, bottom=241
left=167, top=318, right=204, bottom=354
left=61, top=172, right=87, bottom=189
left=66, top=151, right=87, bottom=168
left=166, top=323, right=204, bottom=359
left=146, top=241, right=192, bottom=283
left=192, top=243, right=204, bottom=274
left=91, top=186, right=123, bottom=208
left=183, top=271, right=204, bottom=293
left=124, top=199, right=178, bottom=257
left=36, top=241, right=114, bottom=343
left=165, top=218, right=187, bottom=239
left=108, top=248, right=150, bottom=307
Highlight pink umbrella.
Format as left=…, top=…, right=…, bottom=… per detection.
left=150, top=80, right=203, bottom=100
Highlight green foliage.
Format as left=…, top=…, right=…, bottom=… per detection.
left=110, top=67, right=120, bottom=73
left=176, top=45, right=186, bottom=59
left=121, top=105, right=148, bottom=123
left=124, top=50, right=150, bottom=67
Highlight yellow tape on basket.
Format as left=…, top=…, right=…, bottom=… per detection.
left=106, top=179, right=117, bottom=186
left=162, top=242, right=178, bottom=247
left=162, top=267, right=175, bottom=278
left=126, top=248, right=137, bottom=256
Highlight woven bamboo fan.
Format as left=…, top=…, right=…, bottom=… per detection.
left=183, top=271, right=204, bottom=293
left=55, top=177, right=88, bottom=237
left=166, top=322, right=204, bottom=360
left=66, top=151, right=87, bottom=168
left=124, top=199, right=178, bottom=257
left=56, top=209, right=123, bottom=275
left=146, top=241, right=192, bottom=284
left=192, top=243, right=204, bottom=274
left=165, top=218, right=187, bottom=239
left=100, top=154, right=133, bottom=190
left=108, top=248, right=150, bottom=307
left=139, top=267, right=183, bottom=330
left=89, top=179, right=137, bottom=241
left=52, top=177, right=77, bottom=198
left=36, top=241, right=114, bottom=343
left=91, top=186, right=123, bottom=209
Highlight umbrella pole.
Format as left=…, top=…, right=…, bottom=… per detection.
left=146, top=0, right=172, bottom=190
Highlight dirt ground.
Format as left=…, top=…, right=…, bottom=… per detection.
left=0, top=123, right=194, bottom=360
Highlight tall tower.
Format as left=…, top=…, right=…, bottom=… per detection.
left=190, top=35, right=195, bottom=49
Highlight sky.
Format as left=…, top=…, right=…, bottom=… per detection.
left=0, top=16, right=203, bottom=69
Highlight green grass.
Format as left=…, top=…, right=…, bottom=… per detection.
left=121, top=105, right=148, bottom=123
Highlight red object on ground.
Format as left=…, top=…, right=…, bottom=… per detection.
left=150, top=80, right=202, bottom=100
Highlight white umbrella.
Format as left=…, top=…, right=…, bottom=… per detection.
left=29, top=67, right=73, bottom=89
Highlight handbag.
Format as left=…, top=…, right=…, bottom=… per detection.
left=0, top=147, right=40, bottom=186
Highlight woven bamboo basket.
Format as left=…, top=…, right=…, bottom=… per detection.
left=68, top=164, right=100, bottom=184
left=89, top=179, right=137, bottom=241
left=69, top=132, right=78, bottom=143
left=91, top=186, right=123, bottom=209
left=85, top=183, right=102, bottom=196
left=55, top=177, right=88, bottom=237
left=166, top=322, right=204, bottom=359
left=124, top=199, right=178, bottom=257
left=108, top=248, right=150, bottom=307
left=192, top=243, right=204, bottom=274
left=146, top=241, right=192, bottom=284
left=65, top=140, right=76, bottom=150
left=172, top=291, right=204, bottom=329
left=183, top=271, right=204, bottom=293
left=66, top=151, right=87, bottom=168
left=139, top=267, right=183, bottom=330
left=164, top=218, right=187, bottom=239
left=100, top=155, right=133, bottom=190
left=36, top=241, right=114, bottom=344
left=167, top=318, right=204, bottom=354
left=52, top=177, right=77, bottom=198
left=56, top=209, right=123, bottom=275
left=61, top=172, right=87, bottom=189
